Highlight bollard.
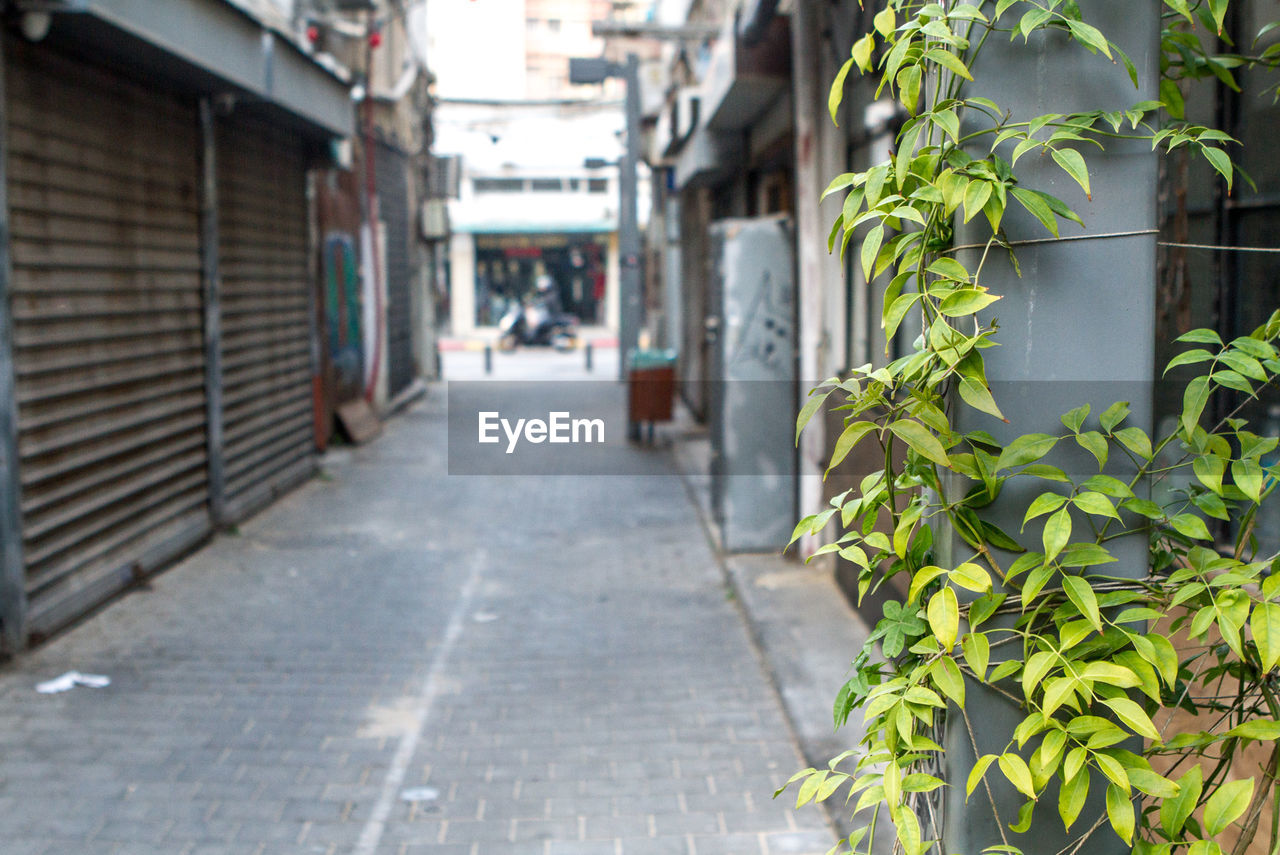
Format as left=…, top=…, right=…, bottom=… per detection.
left=585, top=342, right=593, bottom=372
left=484, top=344, right=492, bottom=375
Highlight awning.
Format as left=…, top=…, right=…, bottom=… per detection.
left=25, top=0, right=353, bottom=137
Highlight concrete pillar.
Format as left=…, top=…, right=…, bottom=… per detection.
left=791, top=0, right=850, bottom=546
left=943, top=4, right=1159, bottom=853
left=605, top=231, right=621, bottom=334
left=449, top=232, right=475, bottom=337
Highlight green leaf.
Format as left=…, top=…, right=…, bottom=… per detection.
left=939, top=289, right=1001, bottom=317
left=998, top=753, right=1036, bottom=799
left=1160, top=78, right=1186, bottom=120
left=928, top=586, right=960, bottom=651
left=829, top=59, right=854, bottom=125
left=1165, top=348, right=1216, bottom=374
left=1099, top=401, right=1130, bottom=432
left=1209, top=0, right=1228, bottom=34
left=1105, top=782, right=1134, bottom=844
left=967, top=754, right=998, bottom=798
left=872, top=5, right=896, bottom=35
left=1193, top=454, right=1226, bottom=494
left=1203, top=776, right=1254, bottom=836
left=998, top=434, right=1059, bottom=470
left=1114, top=427, right=1152, bottom=460
left=851, top=33, right=874, bottom=72
left=1170, top=513, right=1212, bottom=541
left=1074, top=431, right=1108, bottom=468
left=1010, top=187, right=1060, bottom=237
left=924, top=47, right=973, bottom=80
left=1043, top=507, right=1072, bottom=562
left=1161, top=765, right=1203, bottom=838
left=1067, top=20, right=1111, bottom=57
left=958, top=377, right=1006, bottom=421
left=862, top=224, right=885, bottom=284
left=950, top=562, right=992, bottom=594
left=1059, top=770, right=1089, bottom=831
left=961, top=632, right=990, bottom=681
left=796, top=389, right=832, bottom=444
left=821, top=173, right=857, bottom=202
left=1073, top=491, right=1119, bottom=519
left=1023, top=492, right=1067, bottom=528
left=1051, top=148, right=1091, bottom=199
left=1102, top=697, right=1159, bottom=740
left=963, top=180, right=992, bottom=224
left=1183, top=375, right=1210, bottom=437
left=932, top=656, right=965, bottom=705
left=1079, top=662, right=1141, bottom=688
left=1232, top=458, right=1264, bottom=503
left=1226, top=719, right=1280, bottom=741
left=1253, top=602, right=1280, bottom=671
left=889, top=419, right=951, bottom=467
left=1062, top=575, right=1101, bottom=631
left=829, top=421, right=878, bottom=471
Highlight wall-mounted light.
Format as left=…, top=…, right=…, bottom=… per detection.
left=20, top=11, right=52, bottom=42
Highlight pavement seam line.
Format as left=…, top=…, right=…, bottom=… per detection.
left=352, top=548, right=486, bottom=855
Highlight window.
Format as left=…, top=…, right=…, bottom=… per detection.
left=587, top=178, right=608, bottom=193
left=473, top=178, right=525, bottom=193
left=529, top=178, right=563, bottom=192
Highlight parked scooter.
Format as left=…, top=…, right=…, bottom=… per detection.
left=497, top=277, right=579, bottom=351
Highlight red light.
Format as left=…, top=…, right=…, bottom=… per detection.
left=306, top=24, right=320, bottom=42
left=369, top=30, right=382, bottom=48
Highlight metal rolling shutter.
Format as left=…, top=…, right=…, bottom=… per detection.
left=216, top=114, right=315, bottom=522
left=5, top=42, right=210, bottom=637
left=376, top=141, right=415, bottom=398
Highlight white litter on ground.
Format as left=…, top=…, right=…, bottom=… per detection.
left=398, top=786, right=440, bottom=802
left=35, top=671, right=111, bottom=694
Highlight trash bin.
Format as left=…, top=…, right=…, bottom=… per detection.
left=626, top=348, right=677, bottom=442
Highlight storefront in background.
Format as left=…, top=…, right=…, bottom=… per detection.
left=473, top=233, right=608, bottom=326
left=447, top=228, right=620, bottom=336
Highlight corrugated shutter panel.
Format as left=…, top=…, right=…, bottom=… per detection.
left=217, top=114, right=315, bottom=522
left=376, top=142, right=415, bottom=398
left=5, top=42, right=211, bottom=637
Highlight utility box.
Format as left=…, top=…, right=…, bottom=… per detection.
left=707, top=216, right=796, bottom=552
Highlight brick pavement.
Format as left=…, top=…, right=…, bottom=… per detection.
left=0, top=360, right=838, bottom=855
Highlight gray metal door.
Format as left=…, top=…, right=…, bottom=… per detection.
left=216, top=113, right=316, bottom=522
left=375, top=141, right=414, bottom=399
left=6, top=41, right=211, bottom=637
left=708, top=215, right=797, bottom=552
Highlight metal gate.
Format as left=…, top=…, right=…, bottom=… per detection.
left=6, top=41, right=211, bottom=637
left=216, top=114, right=316, bottom=522
left=376, top=141, right=415, bottom=398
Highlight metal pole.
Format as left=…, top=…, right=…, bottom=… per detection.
left=617, top=53, right=642, bottom=381
left=0, top=39, right=26, bottom=654
left=198, top=98, right=226, bottom=526
left=943, top=4, right=1159, bottom=853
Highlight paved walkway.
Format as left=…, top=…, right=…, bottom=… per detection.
left=0, top=350, right=839, bottom=855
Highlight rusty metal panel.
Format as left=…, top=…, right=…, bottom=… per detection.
left=5, top=39, right=212, bottom=639
left=216, top=112, right=316, bottom=523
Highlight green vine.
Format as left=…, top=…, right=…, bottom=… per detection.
left=779, top=3, right=1280, bottom=855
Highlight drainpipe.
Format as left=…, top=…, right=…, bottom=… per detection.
left=943, top=3, right=1159, bottom=853
left=198, top=97, right=226, bottom=526
left=362, top=17, right=385, bottom=405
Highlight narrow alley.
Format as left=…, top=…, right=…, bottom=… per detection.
left=0, top=351, right=841, bottom=855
